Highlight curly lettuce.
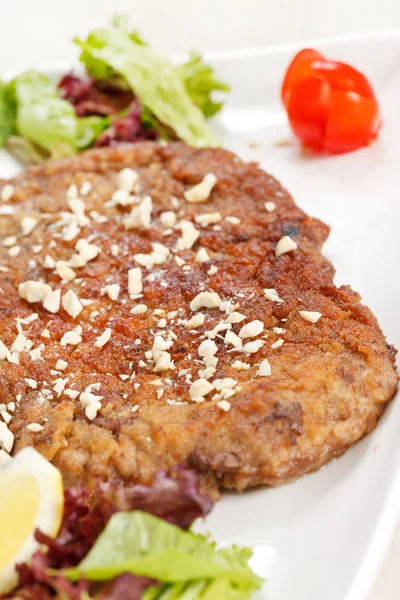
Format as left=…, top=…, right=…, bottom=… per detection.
left=75, top=19, right=221, bottom=147
left=0, top=17, right=229, bottom=164
left=63, top=511, right=262, bottom=599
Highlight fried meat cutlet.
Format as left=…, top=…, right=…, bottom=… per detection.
left=0, top=142, right=397, bottom=497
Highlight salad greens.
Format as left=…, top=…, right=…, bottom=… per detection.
left=63, top=511, right=262, bottom=599
left=0, top=82, right=15, bottom=145
left=0, top=16, right=229, bottom=164
left=179, top=52, right=230, bottom=118
left=3, top=71, right=109, bottom=163
left=74, top=19, right=219, bottom=147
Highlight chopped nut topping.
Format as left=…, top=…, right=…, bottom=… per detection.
left=19, top=281, right=52, bottom=304
left=3, top=236, right=17, bottom=247
left=265, top=201, right=276, bottom=212
left=111, top=244, right=119, bottom=257
left=55, top=261, right=76, bottom=282
left=61, top=330, right=82, bottom=346
left=224, top=330, right=243, bottom=348
left=111, top=189, right=133, bottom=207
left=117, top=167, right=138, bottom=192
left=43, top=255, right=56, bottom=269
left=258, top=358, right=272, bottom=376
left=153, top=336, right=174, bottom=353
left=154, top=351, right=172, bottom=372
left=75, top=239, right=101, bottom=262
left=11, top=333, right=30, bottom=353
left=176, top=220, right=200, bottom=250
left=80, top=392, right=103, bottom=421
left=217, top=400, right=231, bottom=412
left=134, top=242, right=170, bottom=269
left=189, top=378, right=214, bottom=399
left=66, top=184, right=78, bottom=199
left=241, top=340, right=264, bottom=354
left=271, top=339, right=284, bottom=349
left=8, top=246, right=20, bottom=257
left=62, top=290, right=82, bottom=319
left=55, top=359, right=68, bottom=371
left=190, top=291, right=222, bottom=311
left=64, top=389, right=79, bottom=399
left=128, top=267, right=143, bottom=296
left=263, top=288, right=284, bottom=303
left=184, top=173, right=217, bottom=203
left=272, top=327, right=285, bottom=334
left=0, top=342, right=10, bottom=361
left=195, top=212, right=222, bottom=227
left=226, top=312, right=246, bottom=324
left=80, top=181, right=92, bottom=196
left=160, top=211, right=177, bottom=228
left=27, top=423, right=44, bottom=433
left=275, top=235, right=298, bottom=257
left=131, top=304, right=148, bottom=315
left=213, top=378, right=237, bottom=390
left=219, top=300, right=239, bottom=314
left=226, top=216, right=241, bottom=225
left=103, top=284, right=120, bottom=301
left=0, top=422, right=14, bottom=452
left=0, top=205, right=15, bottom=215
left=30, top=346, right=43, bottom=361
left=68, top=198, right=89, bottom=227
left=299, top=310, right=322, bottom=323
left=124, top=196, right=152, bottom=230
left=184, top=314, right=205, bottom=329
left=94, top=328, right=112, bottom=348
left=42, top=290, right=61, bottom=316
left=207, top=265, right=218, bottom=275
left=232, top=360, right=250, bottom=371
left=198, top=366, right=216, bottom=379
left=195, top=248, right=210, bottom=263
left=1, top=184, right=15, bottom=202
left=175, top=256, right=185, bottom=267
left=53, top=377, right=69, bottom=395
left=21, top=216, right=38, bottom=236
left=24, top=378, right=38, bottom=389
left=1, top=411, right=11, bottom=424
left=198, top=339, right=218, bottom=359
left=239, top=320, right=264, bottom=338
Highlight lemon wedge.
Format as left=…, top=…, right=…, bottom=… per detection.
left=0, top=447, right=64, bottom=594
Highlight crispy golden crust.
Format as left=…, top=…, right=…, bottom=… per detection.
left=0, top=142, right=397, bottom=497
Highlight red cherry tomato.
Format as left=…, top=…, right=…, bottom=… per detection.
left=281, top=49, right=381, bottom=154
left=281, top=48, right=324, bottom=108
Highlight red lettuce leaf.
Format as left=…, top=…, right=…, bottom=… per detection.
left=94, top=100, right=159, bottom=147
left=58, top=73, right=159, bottom=146
left=8, top=465, right=212, bottom=599
left=94, top=574, right=158, bottom=600
left=58, top=73, right=133, bottom=117
left=101, top=464, right=213, bottom=530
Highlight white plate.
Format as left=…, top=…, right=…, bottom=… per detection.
left=1, top=31, right=399, bottom=600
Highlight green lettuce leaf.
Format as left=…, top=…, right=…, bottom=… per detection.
left=5, top=71, right=109, bottom=161
left=5, top=135, right=72, bottom=165
left=75, top=20, right=220, bottom=147
left=10, top=71, right=77, bottom=154
left=62, top=511, right=261, bottom=598
left=178, top=52, right=230, bottom=118
left=0, top=81, right=16, bottom=146
left=76, top=115, right=110, bottom=148
left=143, top=576, right=259, bottom=600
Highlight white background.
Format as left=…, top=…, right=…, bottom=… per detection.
left=1, top=1, right=399, bottom=598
